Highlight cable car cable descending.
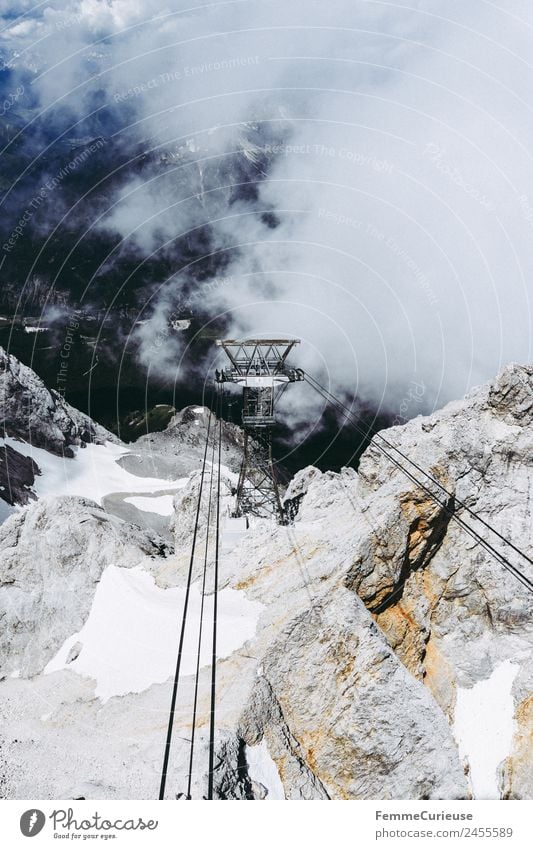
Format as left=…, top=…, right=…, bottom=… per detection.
left=159, top=396, right=216, bottom=800
left=185, top=397, right=218, bottom=800
left=208, top=388, right=224, bottom=800
left=159, top=388, right=225, bottom=800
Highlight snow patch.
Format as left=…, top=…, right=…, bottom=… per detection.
left=453, top=660, right=519, bottom=799
left=3, top=438, right=187, bottom=505
left=124, top=495, right=175, bottom=516
left=45, top=564, right=264, bottom=701
left=245, top=740, right=285, bottom=799
left=220, top=517, right=249, bottom=553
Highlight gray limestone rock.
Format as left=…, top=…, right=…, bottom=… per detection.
left=120, top=405, right=246, bottom=480
left=0, top=444, right=40, bottom=505
left=0, top=346, right=116, bottom=457
left=239, top=590, right=467, bottom=799
left=488, top=363, right=533, bottom=426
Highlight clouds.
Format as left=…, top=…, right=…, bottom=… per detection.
left=201, top=1, right=533, bottom=415
left=1, top=0, right=532, bottom=426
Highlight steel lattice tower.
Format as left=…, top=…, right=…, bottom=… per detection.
left=215, top=338, right=304, bottom=523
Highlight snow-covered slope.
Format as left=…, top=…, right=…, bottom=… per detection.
left=2, top=436, right=188, bottom=504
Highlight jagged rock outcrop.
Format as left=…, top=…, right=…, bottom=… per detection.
left=118, top=405, right=245, bottom=480
left=170, top=467, right=235, bottom=550
left=0, top=444, right=40, bottom=505
left=0, top=496, right=168, bottom=678
left=350, top=366, right=533, bottom=712
left=0, top=346, right=116, bottom=457
left=282, top=465, right=324, bottom=519
left=237, top=590, right=466, bottom=799
left=488, top=363, right=533, bottom=426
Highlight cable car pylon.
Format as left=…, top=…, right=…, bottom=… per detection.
left=215, top=338, right=304, bottom=524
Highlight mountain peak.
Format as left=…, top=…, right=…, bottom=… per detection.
left=0, top=347, right=117, bottom=457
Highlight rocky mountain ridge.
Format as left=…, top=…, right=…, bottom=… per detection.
left=0, top=345, right=115, bottom=457
left=0, top=356, right=531, bottom=800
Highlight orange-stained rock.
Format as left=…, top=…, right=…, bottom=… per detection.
left=502, top=696, right=533, bottom=799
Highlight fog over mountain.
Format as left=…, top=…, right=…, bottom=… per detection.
left=1, top=0, right=532, bottom=435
